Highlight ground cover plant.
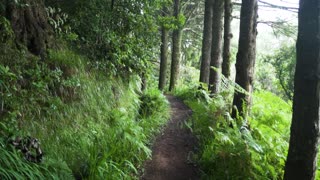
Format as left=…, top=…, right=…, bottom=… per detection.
left=175, top=87, right=292, bottom=179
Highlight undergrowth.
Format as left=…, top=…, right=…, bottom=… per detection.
left=0, top=47, right=170, bottom=179
left=175, top=87, right=292, bottom=179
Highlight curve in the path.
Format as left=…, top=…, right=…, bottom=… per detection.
left=142, top=95, right=199, bottom=180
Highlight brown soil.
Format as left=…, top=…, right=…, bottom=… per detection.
left=141, top=95, right=200, bottom=180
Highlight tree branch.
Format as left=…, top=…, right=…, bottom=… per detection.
left=183, top=27, right=202, bottom=38
left=258, top=0, right=298, bottom=11
left=233, top=1, right=298, bottom=13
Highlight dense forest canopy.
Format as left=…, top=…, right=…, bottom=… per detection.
left=0, top=0, right=319, bottom=179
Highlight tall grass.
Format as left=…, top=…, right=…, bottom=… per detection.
left=0, top=138, right=73, bottom=179
left=0, top=49, right=170, bottom=179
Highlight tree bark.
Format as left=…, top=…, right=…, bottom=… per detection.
left=231, top=0, right=258, bottom=119
left=222, top=0, right=232, bottom=78
left=169, top=0, right=182, bottom=91
left=5, top=0, right=53, bottom=56
left=199, top=0, right=214, bottom=84
left=208, top=0, right=224, bottom=93
left=158, top=8, right=169, bottom=91
left=284, top=0, right=320, bottom=179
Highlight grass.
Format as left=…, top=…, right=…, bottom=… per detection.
left=0, top=49, right=170, bottom=179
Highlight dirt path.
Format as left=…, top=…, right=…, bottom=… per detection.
left=141, top=95, right=199, bottom=180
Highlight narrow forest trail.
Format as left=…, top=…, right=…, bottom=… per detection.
left=142, top=95, right=200, bottom=180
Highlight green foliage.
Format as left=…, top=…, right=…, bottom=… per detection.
left=159, top=13, right=186, bottom=30
left=0, top=47, right=84, bottom=135
left=0, top=45, right=83, bottom=177
left=0, top=138, right=73, bottom=179
left=0, top=16, right=14, bottom=43
left=249, top=91, right=291, bottom=178
left=139, top=88, right=169, bottom=117
left=176, top=88, right=292, bottom=179
left=0, top=39, right=171, bottom=178
left=263, top=44, right=295, bottom=100
left=46, top=0, right=161, bottom=77
left=46, top=7, right=70, bottom=35
left=0, top=48, right=168, bottom=179
left=254, top=56, right=278, bottom=94
left=46, top=6, right=78, bottom=41
left=176, top=66, right=200, bottom=90
left=250, top=91, right=291, bottom=139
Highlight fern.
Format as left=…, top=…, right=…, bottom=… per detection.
left=176, top=87, right=291, bottom=179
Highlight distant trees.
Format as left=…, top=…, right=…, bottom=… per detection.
left=231, top=0, right=258, bottom=119
left=198, top=0, right=257, bottom=118
left=198, top=0, right=233, bottom=94
left=159, top=0, right=201, bottom=91
left=199, top=0, right=225, bottom=94
left=284, top=0, right=320, bottom=179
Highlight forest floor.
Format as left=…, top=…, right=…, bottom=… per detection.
left=141, top=95, right=200, bottom=180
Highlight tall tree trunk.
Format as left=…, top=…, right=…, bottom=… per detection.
left=169, top=0, right=182, bottom=91
left=199, top=0, right=214, bottom=84
left=231, top=0, right=257, bottom=119
left=158, top=8, right=169, bottom=91
left=111, top=0, right=115, bottom=10
left=284, top=0, right=320, bottom=179
left=5, top=0, right=53, bottom=57
left=208, top=0, right=224, bottom=93
left=222, top=0, right=232, bottom=78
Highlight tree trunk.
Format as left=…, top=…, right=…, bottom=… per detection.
left=208, top=0, right=224, bottom=93
left=5, top=0, right=53, bottom=56
left=169, top=0, right=182, bottom=91
left=284, top=0, right=320, bottom=179
left=222, top=0, right=232, bottom=78
left=158, top=8, right=169, bottom=91
left=231, top=0, right=257, bottom=119
left=199, top=0, right=214, bottom=84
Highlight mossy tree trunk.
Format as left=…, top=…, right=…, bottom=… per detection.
left=199, top=0, right=214, bottom=85
left=208, top=0, right=224, bottom=93
left=158, top=7, right=169, bottom=91
left=284, top=0, right=320, bottom=179
left=222, top=0, right=232, bottom=79
left=231, top=0, right=257, bottom=119
left=5, top=0, right=52, bottom=56
left=169, top=0, right=182, bottom=91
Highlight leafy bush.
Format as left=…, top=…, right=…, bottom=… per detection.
left=139, top=88, right=169, bottom=117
